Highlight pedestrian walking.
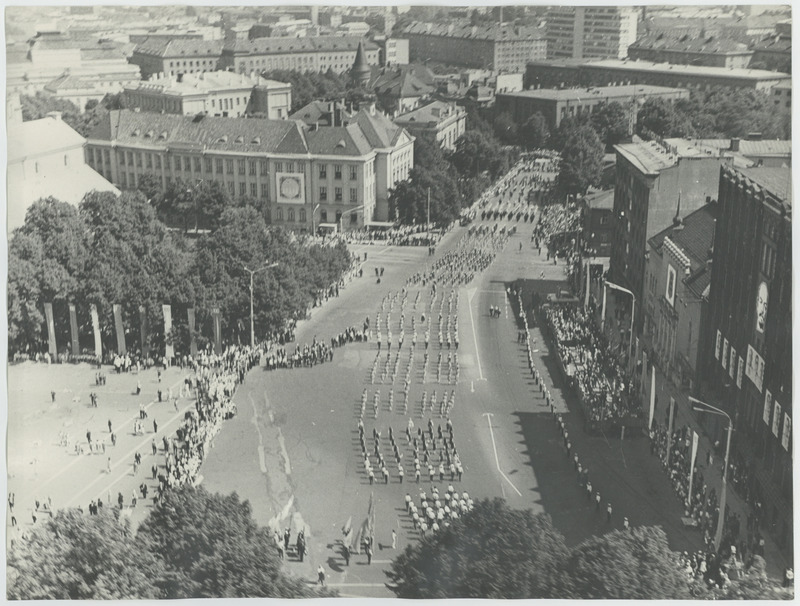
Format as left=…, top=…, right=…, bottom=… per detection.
left=595, top=491, right=601, bottom=511
left=606, top=502, right=613, bottom=523
left=317, top=565, right=326, bottom=586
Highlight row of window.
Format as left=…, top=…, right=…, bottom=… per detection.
left=319, top=186, right=358, bottom=203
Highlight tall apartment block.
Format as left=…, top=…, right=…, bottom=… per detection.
left=545, top=6, right=638, bottom=60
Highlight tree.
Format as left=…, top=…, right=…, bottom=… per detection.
left=156, top=178, right=230, bottom=232
left=590, top=101, right=631, bottom=150
left=7, top=508, right=163, bottom=600
left=556, top=527, right=693, bottom=599
left=703, top=556, right=794, bottom=600
left=556, top=123, right=604, bottom=197
left=492, top=111, right=518, bottom=145
left=137, top=486, right=335, bottom=598
left=637, top=97, right=696, bottom=139
left=519, top=112, right=550, bottom=150
left=450, top=131, right=500, bottom=177
left=386, top=498, right=568, bottom=598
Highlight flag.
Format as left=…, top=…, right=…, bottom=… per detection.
left=44, top=302, right=57, bottom=356
left=688, top=430, right=699, bottom=500
left=163, top=304, right=173, bottom=360
left=212, top=307, right=222, bottom=354
left=90, top=304, right=102, bottom=359
left=68, top=303, right=80, bottom=356
left=666, top=397, right=676, bottom=466
left=113, top=304, right=126, bottom=354
left=341, top=516, right=353, bottom=548
left=648, top=365, right=656, bottom=431
left=187, top=307, right=198, bottom=357
left=139, top=305, right=149, bottom=358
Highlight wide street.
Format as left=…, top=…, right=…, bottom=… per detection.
left=199, top=167, right=710, bottom=596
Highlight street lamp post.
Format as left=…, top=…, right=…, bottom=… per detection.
left=603, top=280, right=636, bottom=373
left=243, top=261, right=278, bottom=347
left=689, top=396, right=733, bottom=552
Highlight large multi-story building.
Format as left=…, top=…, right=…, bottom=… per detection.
left=123, top=71, right=292, bottom=119
left=611, top=137, right=732, bottom=329
left=703, top=165, right=792, bottom=554
left=643, top=201, right=717, bottom=390
left=7, top=33, right=141, bottom=96
left=393, top=101, right=466, bottom=151
left=129, top=39, right=224, bottom=80
left=580, top=188, right=615, bottom=257
left=627, top=33, right=753, bottom=69
left=545, top=6, right=638, bottom=60
left=770, top=82, right=792, bottom=122
left=525, top=59, right=792, bottom=92
left=495, top=84, right=688, bottom=131
left=399, top=21, right=546, bottom=73
left=750, top=33, right=792, bottom=74
left=220, top=36, right=379, bottom=75
left=84, top=108, right=413, bottom=228
left=7, top=112, right=119, bottom=232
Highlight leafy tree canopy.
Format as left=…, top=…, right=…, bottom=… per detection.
left=556, top=123, right=604, bottom=196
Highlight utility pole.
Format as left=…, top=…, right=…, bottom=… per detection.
left=243, top=261, right=278, bottom=347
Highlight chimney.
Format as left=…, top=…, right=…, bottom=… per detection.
left=729, top=138, right=740, bottom=152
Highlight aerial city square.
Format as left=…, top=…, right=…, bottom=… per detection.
left=5, top=3, right=794, bottom=600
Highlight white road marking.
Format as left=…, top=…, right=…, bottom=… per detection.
left=466, top=288, right=484, bottom=381
left=483, top=413, right=522, bottom=497
left=328, top=583, right=387, bottom=588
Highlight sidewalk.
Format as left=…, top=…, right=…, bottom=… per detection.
left=596, top=302, right=789, bottom=579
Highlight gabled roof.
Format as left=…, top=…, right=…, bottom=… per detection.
left=648, top=202, right=718, bottom=298
left=228, top=35, right=377, bottom=55
left=630, top=32, right=751, bottom=54
left=8, top=116, right=86, bottom=162
left=351, top=108, right=406, bottom=148
left=306, top=123, right=373, bottom=157
left=133, top=38, right=223, bottom=58
left=44, top=74, right=97, bottom=91
left=394, top=100, right=464, bottom=127
left=400, top=20, right=544, bottom=42
left=369, top=64, right=435, bottom=99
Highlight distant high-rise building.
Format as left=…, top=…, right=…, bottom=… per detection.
left=545, top=6, right=638, bottom=60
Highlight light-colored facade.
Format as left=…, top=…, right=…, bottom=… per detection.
left=43, top=74, right=109, bottom=111
left=7, top=113, right=119, bottom=232
left=496, top=84, right=688, bottom=131
left=221, top=36, right=379, bottom=75
left=84, top=109, right=412, bottom=228
left=129, top=39, right=224, bottom=80
left=393, top=101, right=466, bottom=150
left=771, top=82, right=791, bottom=120
left=124, top=71, right=291, bottom=119
left=545, top=6, right=638, bottom=60
left=627, top=33, right=753, bottom=69
left=400, top=21, right=546, bottom=73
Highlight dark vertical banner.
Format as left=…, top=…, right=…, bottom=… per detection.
left=163, top=304, right=173, bottom=360
left=139, top=306, right=149, bottom=358
left=113, top=304, right=126, bottom=355
left=90, top=304, right=102, bottom=360
left=44, top=302, right=57, bottom=357
left=68, top=303, right=80, bottom=356
left=187, top=307, right=198, bottom=358
left=212, top=307, right=222, bottom=355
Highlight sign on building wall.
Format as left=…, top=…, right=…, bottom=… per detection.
left=276, top=172, right=305, bottom=204
left=782, top=413, right=791, bottom=451
left=763, top=390, right=772, bottom=425
left=746, top=344, right=764, bottom=393
left=755, top=281, right=768, bottom=333
left=737, top=356, right=744, bottom=388
left=722, top=338, right=728, bottom=370
left=666, top=264, right=676, bottom=306
left=729, top=346, right=736, bottom=381
left=772, top=401, right=782, bottom=438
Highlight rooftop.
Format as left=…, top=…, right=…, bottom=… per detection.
left=615, top=137, right=721, bottom=175
left=629, top=32, right=751, bottom=54
left=394, top=100, right=464, bottom=126
left=401, top=20, right=544, bottom=42
left=125, top=71, right=290, bottom=96
left=735, top=166, right=792, bottom=209
left=582, top=188, right=615, bottom=210
left=584, top=58, right=791, bottom=81
left=8, top=115, right=86, bottom=163
left=133, top=38, right=223, bottom=58
left=690, top=138, right=792, bottom=159
left=497, top=84, right=687, bottom=102
left=648, top=202, right=719, bottom=298
left=228, top=35, right=377, bottom=55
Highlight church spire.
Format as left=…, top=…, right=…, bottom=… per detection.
left=350, top=41, right=371, bottom=88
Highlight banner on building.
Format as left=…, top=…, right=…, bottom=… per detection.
left=163, top=304, right=173, bottom=361
left=772, top=401, right=782, bottom=438
left=641, top=350, right=648, bottom=398
left=763, top=390, right=773, bottom=425
left=212, top=307, right=222, bottom=354
left=139, top=306, right=149, bottom=358
left=688, top=430, right=699, bottom=500
left=737, top=356, right=744, bottom=389
left=44, top=302, right=57, bottom=357
left=665, top=397, right=676, bottom=466
left=187, top=307, right=198, bottom=358
left=782, top=413, right=791, bottom=452
left=68, top=303, right=80, bottom=356
left=90, top=304, right=102, bottom=359
left=648, top=364, right=656, bottom=430
left=113, top=304, right=126, bottom=355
